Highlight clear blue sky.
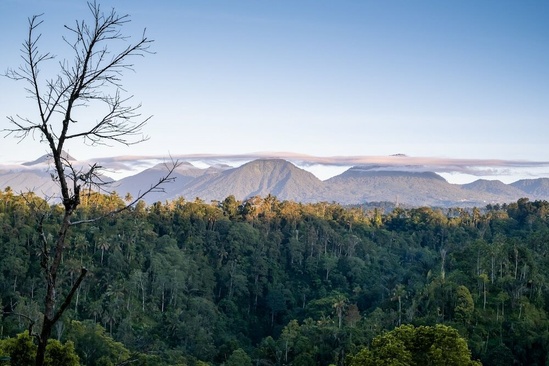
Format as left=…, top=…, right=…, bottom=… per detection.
left=1, top=1, right=548, bottom=181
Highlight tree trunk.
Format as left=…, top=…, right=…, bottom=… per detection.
left=398, top=296, right=402, bottom=326
left=514, top=247, right=519, bottom=279
left=35, top=318, right=53, bottom=366
left=36, top=266, right=87, bottom=366
left=4, top=5, right=174, bottom=364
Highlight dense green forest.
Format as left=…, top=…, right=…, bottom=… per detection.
left=1, top=188, right=548, bottom=365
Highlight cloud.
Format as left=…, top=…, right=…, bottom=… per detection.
left=4, top=152, right=549, bottom=183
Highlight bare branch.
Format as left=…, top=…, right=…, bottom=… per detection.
left=2, top=311, right=39, bottom=338
left=52, top=267, right=88, bottom=324
left=3, top=1, right=154, bottom=150
left=65, top=92, right=150, bottom=145
left=4, top=3, right=160, bottom=365
left=70, top=159, right=181, bottom=226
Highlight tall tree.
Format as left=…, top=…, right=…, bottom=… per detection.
left=3, top=2, right=176, bottom=365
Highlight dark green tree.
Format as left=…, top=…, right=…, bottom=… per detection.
left=65, top=320, right=130, bottom=366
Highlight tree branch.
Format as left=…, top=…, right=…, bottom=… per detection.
left=52, top=267, right=88, bottom=325
left=71, top=159, right=180, bottom=226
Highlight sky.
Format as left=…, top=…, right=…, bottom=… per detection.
left=1, top=0, right=548, bottom=183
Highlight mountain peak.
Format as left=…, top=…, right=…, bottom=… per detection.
left=337, top=165, right=447, bottom=182
left=22, top=151, right=76, bottom=166
left=180, top=158, right=324, bottom=202
left=244, top=158, right=294, bottom=166
left=4, top=156, right=549, bottom=207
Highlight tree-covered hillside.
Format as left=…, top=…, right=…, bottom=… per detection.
left=1, top=189, right=548, bottom=365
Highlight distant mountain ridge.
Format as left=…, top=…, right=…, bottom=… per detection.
left=22, top=151, right=76, bottom=166
left=178, top=159, right=324, bottom=203
left=511, top=179, right=549, bottom=200
left=1, top=155, right=548, bottom=207
left=324, top=167, right=468, bottom=206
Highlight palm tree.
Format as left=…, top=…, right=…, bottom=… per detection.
left=333, top=295, right=348, bottom=329
left=392, top=284, right=406, bottom=326
left=98, top=241, right=110, bottom=264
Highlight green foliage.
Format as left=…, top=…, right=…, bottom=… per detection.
left=3, top=194, right=549, bottom=365
left=0, top=333, right=79, bottom=366
left=0, top=333, right=35, bottom=366
left=44, top=339, right=79, bottom=366
left=65, top=320, right=129, bottom=366
left=454, top=285, right=474, bottom=324
left=225, top=348, right=251, bottom=366
left=349, top=324, right=481, bottom=366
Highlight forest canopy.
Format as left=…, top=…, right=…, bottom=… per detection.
left=1, top=190, right=549, bottom=365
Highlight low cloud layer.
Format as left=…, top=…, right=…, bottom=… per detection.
left=4, top=152, right=549, bottom=183
left=88, top=153, right=549, bottom=182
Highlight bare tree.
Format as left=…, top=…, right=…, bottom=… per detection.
left=3, top=2, right=177, bottom=365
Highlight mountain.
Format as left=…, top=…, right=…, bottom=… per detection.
left=0, top=169, right=60, bottom=198
left=1, top=153, right=106, bottom=200
left=461, top=179, right=525, bottom=203
left=511, top=178, right=549, bottom=199
left=22, top=151, right=76, bottom=166
left=179, top=159, right=325, bottom=202
left=323, top=166, right=475, bottom=206
left=112, top=161, right=223, bottom=202
left=2, top=155, right=549, bottom=207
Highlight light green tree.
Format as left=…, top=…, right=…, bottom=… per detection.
left=0, top=333, right=79, bottom=366
left=225, top=348, right=252, bottom=366
left=43, top=340, right=79, bottom=366
left=0, top=333, right=35, bottom=366
left=348, top=324, right=481, bottom=366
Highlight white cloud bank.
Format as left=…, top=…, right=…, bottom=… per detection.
left=78, top=152, right=549, bottom=184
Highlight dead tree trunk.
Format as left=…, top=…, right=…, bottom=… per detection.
left=4, top=3, right=178, bottom=365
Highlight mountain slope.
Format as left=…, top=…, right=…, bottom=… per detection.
left=511, top=178, right=549, bottom=200
left=0, top=169, right=60, bottom=198
left=113, top=162, right=225, bottom=203
left=1, top=156, right=547, bottom=207
left=1, top=153, right=77, bottom=199
left=22, top=151, right=76, bottom=166
left=462, top=179, right=525, bottom=203
left=324, top=166, right=480, bottom=206
left=181, top=159, right=325, bottom=202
